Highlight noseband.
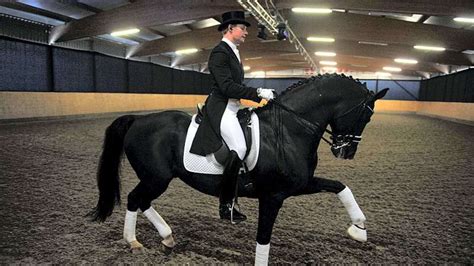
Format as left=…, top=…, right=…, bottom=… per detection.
left=271, top=97, right=373, bottom=149
left=329, top=97, right=374, bottom=149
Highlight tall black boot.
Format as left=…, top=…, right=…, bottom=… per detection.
left=219, top=150, right=247, bottom=224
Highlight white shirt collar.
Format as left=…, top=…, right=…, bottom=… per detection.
left=222, top=37, right=238, bottom=51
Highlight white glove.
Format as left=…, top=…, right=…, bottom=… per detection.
left=257, top=88, right=275, bottom=101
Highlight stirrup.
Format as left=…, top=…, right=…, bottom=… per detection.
left=230, top=198, right=241, bottom=225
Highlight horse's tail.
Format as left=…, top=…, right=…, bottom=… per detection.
left=88, top=115, right=136, bottom=222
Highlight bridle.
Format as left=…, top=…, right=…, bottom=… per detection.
left=270, top=95, right=374, bottom=149
left=329, top=97, right=374, bottom=151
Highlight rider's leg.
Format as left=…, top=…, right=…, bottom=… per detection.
left=219, top=100, right=247, bottom=223
left=220, top=100, right=246, bottom=160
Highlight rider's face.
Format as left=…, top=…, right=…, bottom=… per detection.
left=230, top=24, right=248, bottom=45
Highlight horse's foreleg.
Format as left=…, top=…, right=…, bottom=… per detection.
left=255, top=195, right=285, bottom=265
left=337, top=186, right=367, bottom=242
left=301, top=177, right=367, bottom=242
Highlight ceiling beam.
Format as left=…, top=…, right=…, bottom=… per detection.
left=50, top=0, right=240, bottom=42
left=170, top=32, right=470, bottom=69
left=275, top=0, right=474, bottom=17
left=130, top=16, right=264, bottom=57
left=287, top=10, right=474, bottom=52
left=130, top=25, right=219, bottom=57
left=417, top=15, right=430, bottom=23
left=71, top=1, right=103, bottom=13
left=0, top=2, right=73, bottom=22
left=303, top=39, right=472, bottom=66
left=174, top=38, right=299, bottom=65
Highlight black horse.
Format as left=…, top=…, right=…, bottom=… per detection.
left=89, top=73, right=388, bottom=264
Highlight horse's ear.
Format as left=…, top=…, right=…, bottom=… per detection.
left=373, top=88, right=389, bottom=100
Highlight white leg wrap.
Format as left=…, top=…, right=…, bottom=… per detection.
left=143, top=207, right=172, bottom=239
left=337, top=187, right=366, bottom=224
left=123, top=210, right=137, bottom=243
left=255, top=242, right=270, bottom=266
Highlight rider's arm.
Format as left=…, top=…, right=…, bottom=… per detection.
left=209, top=50, right=261, bottom=102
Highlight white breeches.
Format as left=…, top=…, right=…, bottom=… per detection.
left=220, top=99, right=246, bottom=160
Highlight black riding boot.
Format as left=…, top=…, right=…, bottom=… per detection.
left=219, top=150, right=247, bottom=224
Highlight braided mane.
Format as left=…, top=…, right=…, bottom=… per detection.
left=279, top=73, right=365, bottom=97
left=256, top=73, right=367, bottom=112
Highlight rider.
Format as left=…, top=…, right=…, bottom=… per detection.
left=190, top=11, right=274, bottom=223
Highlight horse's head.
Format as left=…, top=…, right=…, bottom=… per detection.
left=328, top=87, right=389, bottom=159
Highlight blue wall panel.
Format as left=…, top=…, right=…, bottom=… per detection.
left=0, top=38, right=50, bottom=91
left=95, top=54, right=127, bottom=92
left=53, top=48, right=94, bottom=92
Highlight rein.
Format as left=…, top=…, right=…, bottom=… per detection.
left=270, top=98, right=333, bottom=145
left=270, top=95, right=373, bottom=148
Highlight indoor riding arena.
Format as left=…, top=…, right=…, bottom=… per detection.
left=1, top=1, right=473, bottom=265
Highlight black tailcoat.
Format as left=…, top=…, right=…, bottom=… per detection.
left=190, top=41, right=261, bottom=156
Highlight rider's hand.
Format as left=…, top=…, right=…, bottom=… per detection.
left=257, top=88, right=275, bottom=101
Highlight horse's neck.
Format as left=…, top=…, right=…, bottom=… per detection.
left=278, top=86, right=334, bottom=131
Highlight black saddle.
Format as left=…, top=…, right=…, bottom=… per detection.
left=195, top=104, right=253, bottom=165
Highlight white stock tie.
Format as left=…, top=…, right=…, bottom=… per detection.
left=235, top=49, right=241, bottom=63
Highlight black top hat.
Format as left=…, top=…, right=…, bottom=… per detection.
left=218, top=11, right=251, bottom=31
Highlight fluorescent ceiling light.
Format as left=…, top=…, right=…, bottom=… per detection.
left=315, top=51, right=336, bottom=57
left=307, top=37, right=335, bottom=42
left=358, top=41, right=388, bottom=46
left=245, top=56, right=263, bottom=60
left=291, top=62, right=308, bottom=65
left=292, top=7, right=332, bottom=14
left=110, top=28, right=140, bottom=36
left=250, top=71, right=265, bottom=76
left=320, top=61, right=337, bottom=65
left=322, top=66, right=338, bottom=71
left=353, top=55, right=376, bottom=60
left=243, top=66, right=251, bottom=71
left=453, top=17, right=474, bottom=23
left=190, top=18, right=220, bottom=29
left=376, top=72, right=392, bottom=76
left=279, top=52, right=300, bottom=57
left=175, top=48, right=199, bottom=55
left=394, top=58, right=418, bottom=64
left=414, top=45, right=446, bottom=51
left=350, top=64, right=368, bottom=68
left=383, top=66, right=402, bottom=72
left=462, top=50, right=474, bottom=55
left=168, top=20, right=196, bottom=26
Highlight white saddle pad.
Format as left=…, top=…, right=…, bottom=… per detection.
left=183, top=113, right=260, bottom=175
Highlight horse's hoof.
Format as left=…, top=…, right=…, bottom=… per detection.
left=160, top=234, right=175, bottom=255
left=160, top=243, right=174, bottom=255
left=347, top=224, right=367, bottom=242
left=130, top=240, right=145, bottom=254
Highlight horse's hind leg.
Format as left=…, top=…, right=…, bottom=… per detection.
left=302, top=177, right=367, bottom=242
left=124, top=177, right=176, bottom=253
